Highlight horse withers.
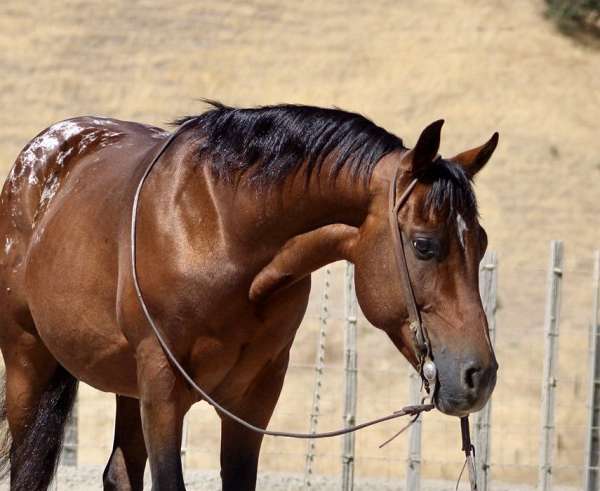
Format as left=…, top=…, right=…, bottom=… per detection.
left=0, top=103, right=498, bottom=490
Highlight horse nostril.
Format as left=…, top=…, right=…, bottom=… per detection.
left=462, top=362, right=482, bottom=391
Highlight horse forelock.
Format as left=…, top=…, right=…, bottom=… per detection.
left=419, top=159, right=479, bottom=224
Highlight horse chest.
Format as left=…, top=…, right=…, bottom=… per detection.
left=186, top=278, right=311, bottom=405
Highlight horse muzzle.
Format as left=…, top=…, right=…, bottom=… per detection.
left=433, top=352, right=498, bottom=417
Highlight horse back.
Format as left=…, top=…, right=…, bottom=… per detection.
left=2, top=117, right=168, bottom=235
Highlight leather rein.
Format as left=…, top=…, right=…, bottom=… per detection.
left=129, top=121, right=477, bottom=458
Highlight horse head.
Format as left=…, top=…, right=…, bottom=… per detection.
left=352, top=121, right=499, bottom=416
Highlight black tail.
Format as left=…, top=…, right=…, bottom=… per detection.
left=0, top=365, right=78, bottom=491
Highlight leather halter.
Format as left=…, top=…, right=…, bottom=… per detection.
left=387, top=164, right=437, bottom=396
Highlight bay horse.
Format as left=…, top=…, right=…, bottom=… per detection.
left=0, top=101, right=498, bottom=491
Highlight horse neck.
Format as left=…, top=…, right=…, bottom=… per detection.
left=221, top=167, right=374, bottom=253
left=229, top=157, right=405, bottom=302
left=150, top=151, right=394, bottom=281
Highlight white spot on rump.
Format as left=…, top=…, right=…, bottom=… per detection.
left=147, top=126, right=169, bottom=139
left=78, top=128, right=122, bottom=153
left=90, top=117, right=117, bottom=126
left=79, top=131, right=101, bottom=153
left=56, top=147, right=74, bottom=167
left=10, top=120, right=86, bottom=191
left=27, top=121, right=84, bottom=157
left=40, top=174, right=60, bottom=207
left=31, top=223, right=46, bottom=245
left=97, top=130, right=122, bottom=148
left=52, top=120, right=85, bottom=139
left=456, top=213, right=468, bottom=249
left=4, top=237, right=14, bottom=255
left=9, top=118, right=123, bottom=195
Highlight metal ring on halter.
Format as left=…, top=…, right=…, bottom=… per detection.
left=422, top=357, right=438, bottom=404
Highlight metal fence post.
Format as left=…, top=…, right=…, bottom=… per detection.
left=538, top=241, right=564, bottom=491
left=62, top=395, right=78, bottom=466
left=406, top=369, right=423, bottom=491
left=304, top=267, right=331, bottom=489
left=584, top=250, right=600, bottom=491
left=342, top=262, right=358, bottom=491
left=474, top=251, right=498, bottom=491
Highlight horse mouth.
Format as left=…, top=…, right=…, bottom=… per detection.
left=435, top=392, right=483, bottom=417
left=433, top=363, right=497, bottom=417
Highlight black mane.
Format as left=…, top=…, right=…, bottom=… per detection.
left=173, top=101, right=404, bottom=185
left=419, top=159, right=478, bottom=222
left=174, top=101, right=477, bottom=220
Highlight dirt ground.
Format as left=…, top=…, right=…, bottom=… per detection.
left=0, top=465, right=582, bottom=491
left=0, top=465, right=580, bottom=491
left=0, top=0, right=598, bottom=488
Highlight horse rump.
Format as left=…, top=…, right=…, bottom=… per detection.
left=0, top=365, right=78, bottom=491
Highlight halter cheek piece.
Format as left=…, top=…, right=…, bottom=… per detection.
left=387, top=164, right=437, bottom=399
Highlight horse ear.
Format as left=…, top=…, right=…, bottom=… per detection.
left=407, top=119, right=444, bottom=173
left=451, top=132, right=499, bottom=178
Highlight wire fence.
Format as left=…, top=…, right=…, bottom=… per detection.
left=56, top=242, right=600, bottom=490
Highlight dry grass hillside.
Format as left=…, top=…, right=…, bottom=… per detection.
left=0, top=0, right=599, bottom=488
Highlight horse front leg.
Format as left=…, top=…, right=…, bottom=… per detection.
left=103, top=395, right=148, bottom=491
left=137, top=344, right=190, bottom=491
left=219, top=350, right=290, bottom=491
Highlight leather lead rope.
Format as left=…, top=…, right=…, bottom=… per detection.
left=130, top=121, right=433, bottom=440
left=460, top=416, right=478, bottom=490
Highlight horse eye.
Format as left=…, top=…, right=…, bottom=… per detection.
left=411, top=237, right=437, bottom=260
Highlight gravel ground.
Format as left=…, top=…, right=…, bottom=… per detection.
left=0, top=465, right=576, bottom=491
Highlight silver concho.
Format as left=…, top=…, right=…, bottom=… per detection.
left=422, top=359, right=437, bottom=382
